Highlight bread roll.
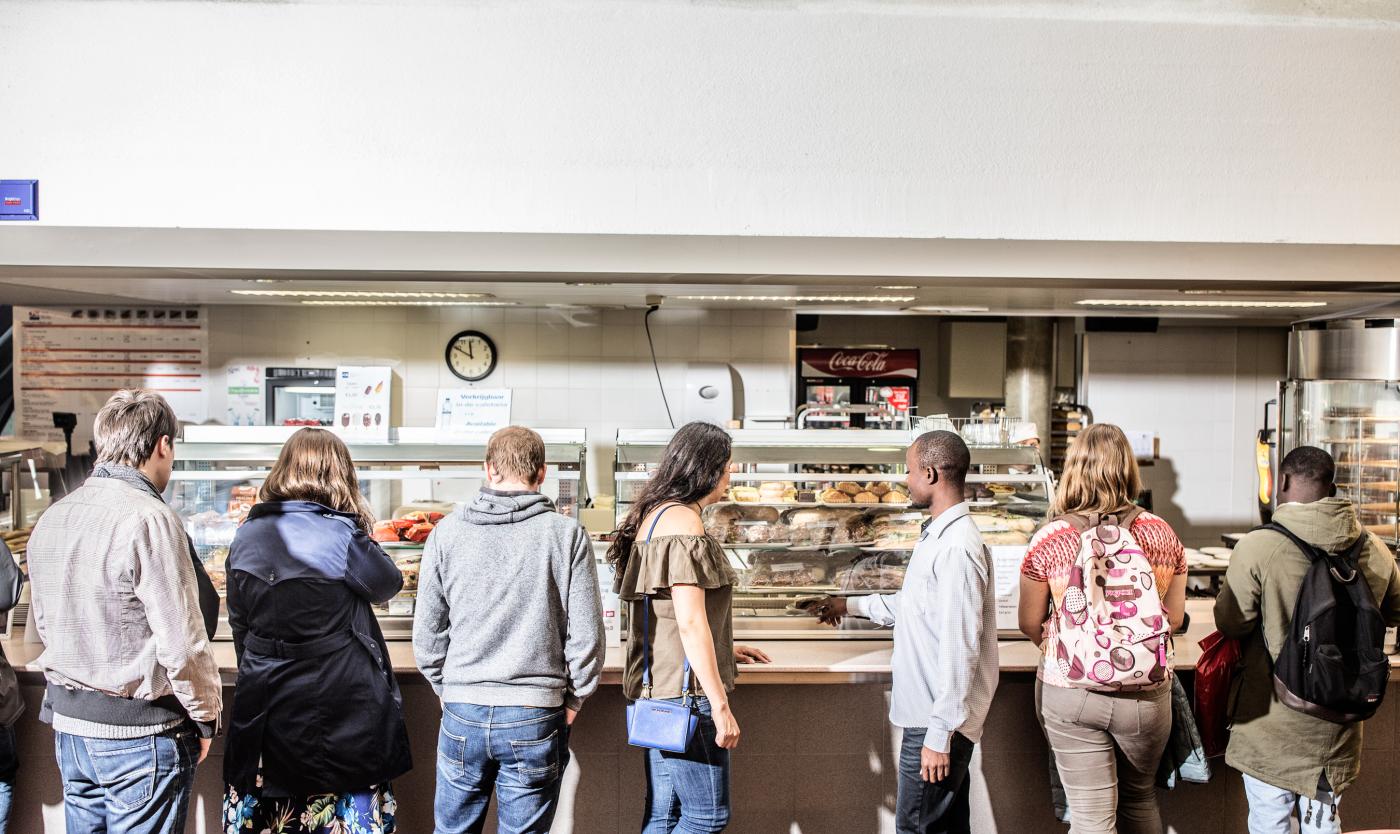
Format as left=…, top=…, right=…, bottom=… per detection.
left=868, top=482, right=891, bottom=497
left=730, top=486, right=760, bottom=503
left=881, top=491, right=908, bottom=504
left=835, top=481, right=863, bottom=496
left=852, top=491, right=879, bottom=504
left=819, top=488, right=852, bottom=503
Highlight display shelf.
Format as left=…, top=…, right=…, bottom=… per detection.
left=168, top=425, right=587, bottom=640
left=616, top=428, right=1053, bottom=638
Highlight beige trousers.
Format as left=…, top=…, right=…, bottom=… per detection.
left=1036, top=679, right=1172, bottom=834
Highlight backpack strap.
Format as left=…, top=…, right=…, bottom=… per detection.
left=1251, top=522, right=1366, bottom=583
left=1056, top=505, right=1144, bottom=533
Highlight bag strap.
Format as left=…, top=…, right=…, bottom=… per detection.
left=1057, top=504, right=1145, bottom=534
left=640, top=503, right=694, bottom=702
left=1252, top=522, right=1366, bottom=584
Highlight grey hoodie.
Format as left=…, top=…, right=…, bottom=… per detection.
left=413, top=489, right=605, bottom=710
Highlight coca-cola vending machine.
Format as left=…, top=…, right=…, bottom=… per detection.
left=797, top=347, right=919, bottom=429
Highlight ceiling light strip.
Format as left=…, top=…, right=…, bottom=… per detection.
left=1076, top=299, right=1326, bottom=309
left=300, top=300, right=516, bottom=307
left=674, top=295, right=915, bottom=303
left=232, top=290, right=492, bottom=299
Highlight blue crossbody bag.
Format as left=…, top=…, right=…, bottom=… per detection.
left=625, top=504, right=701, bottom=752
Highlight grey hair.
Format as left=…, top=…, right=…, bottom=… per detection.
left=93, top=389, right=179, bottom=467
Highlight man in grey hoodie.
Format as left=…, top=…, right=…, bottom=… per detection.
left=414, top=425, right=605, bottom=834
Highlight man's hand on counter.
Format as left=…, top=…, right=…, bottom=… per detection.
left=814, top=596, right=848, bottom=626
left=735, top=645, right=772, bottom=664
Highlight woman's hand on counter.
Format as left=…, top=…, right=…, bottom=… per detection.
left=734, top=645, right=771, bottom=664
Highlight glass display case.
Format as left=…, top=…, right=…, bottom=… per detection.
left=169, top=425, right=587, bottom=639
left=615, top=429, right=1055, bottom=638
left=1280, top=320, right=1400, bottom=549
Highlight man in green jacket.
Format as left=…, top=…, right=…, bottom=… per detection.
left=1215, top=446, right=1400, bottom=834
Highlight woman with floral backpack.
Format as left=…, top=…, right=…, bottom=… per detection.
left=1018, top=423, right=1188, bottom=834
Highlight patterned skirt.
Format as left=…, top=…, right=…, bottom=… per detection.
left=223, top=782, right=397, bottom=834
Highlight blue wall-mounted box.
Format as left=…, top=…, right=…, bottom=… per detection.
left=0, top=180, right=38, bottom=220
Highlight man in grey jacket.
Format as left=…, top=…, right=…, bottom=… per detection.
left=414, top=425, right=604, bottom=834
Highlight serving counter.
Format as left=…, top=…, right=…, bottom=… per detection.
left=10, top=600, right=1400, bottom=833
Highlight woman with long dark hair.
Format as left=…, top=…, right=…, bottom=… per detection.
left=608, top=421, right=769, bottom=833
left=223, top=428, right=410, bottom=834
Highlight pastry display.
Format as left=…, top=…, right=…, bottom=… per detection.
left=987, top=483, right=1016, bottom=496
left=818, top=488, right=852, bottom=503
left=880, top=488, right=910, bottom=504
left=833, top=561, right=907, bottom=591
left=871, top=512, right=924, bottom=548
left=786, top=508, right=870, bottom=546
left=982, top=530, right=1031, bottom=545
left=971, top=513, right=1036, bottom=534
left=729, top=485, right=761, bottom=503
left=758, top=481, right=790, bottom=502
left=835, top=481, right=863, bottom=496
left=745, top=552, right=831, bottom=588
left=795, top=489, right=818, bottom=503
left=852, top=491, right=880, bottom=504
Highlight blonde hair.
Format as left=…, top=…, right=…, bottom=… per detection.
left=1051, top=423, right=1143, bottom=518
left=259, top=428, right=374, bottom=533
left=486, top=426, right=546, bottom=485
left=94, top=389, right=179, bottom=467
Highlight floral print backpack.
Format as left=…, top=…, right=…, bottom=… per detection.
left=1051, top=507, right=1171, bottom=690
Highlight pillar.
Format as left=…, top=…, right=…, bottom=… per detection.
left=1005, top=318, right=1054, bottom=443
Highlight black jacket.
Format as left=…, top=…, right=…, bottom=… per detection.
left=224, top=500, right=411, bottom=794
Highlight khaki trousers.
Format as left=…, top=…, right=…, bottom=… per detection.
left=1036, top=679, right=1172, bottom=834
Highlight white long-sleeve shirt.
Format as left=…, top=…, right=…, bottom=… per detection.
left=847, top=502, right=999, bottom=753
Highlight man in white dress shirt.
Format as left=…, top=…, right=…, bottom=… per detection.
left=815, top=430, right=999, bottom=834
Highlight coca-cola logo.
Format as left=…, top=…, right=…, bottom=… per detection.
left=827, top=351, right=890, bottom=373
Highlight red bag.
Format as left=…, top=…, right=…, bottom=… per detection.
left=1195, top=630, right=1241, bottom=758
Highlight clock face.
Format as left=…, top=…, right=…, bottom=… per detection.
left=445, top=330, right=498, bottom=381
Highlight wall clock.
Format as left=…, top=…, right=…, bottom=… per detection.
left=445, top=330, right=498, bottom=382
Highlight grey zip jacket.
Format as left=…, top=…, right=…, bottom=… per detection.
left=413, top=489, right=605, bottom=710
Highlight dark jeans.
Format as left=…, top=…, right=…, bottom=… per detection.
left=0, top=724, right=16, bottom=834
left=642, top=696, right=730, bottom=834
left=435, top=704, right=571, bottom=834
left=895, top=728, right=975, bottom=834
left=55, top=727, right=200, bottom=834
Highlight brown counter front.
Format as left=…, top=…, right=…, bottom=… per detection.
left=8, top=599, right=1400, bottom=832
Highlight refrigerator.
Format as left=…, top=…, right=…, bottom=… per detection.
left=264, top=367, right=337, bottom=427
left=796, top=347, right=919, bottom=429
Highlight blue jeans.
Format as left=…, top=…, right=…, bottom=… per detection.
left=642, top=697, right=730, bottom=834
left=55, top=727, right=200, bottom=834
left=1242, top=773, right=1341, bottom=834
left=895, top=729, right=974, bottom=834
left=435, top=704, right=570, bottom=834
left=0, top=724, right=16, bottom=834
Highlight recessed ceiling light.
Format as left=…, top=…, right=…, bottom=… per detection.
left=1076, top=299, right=1326, bottom=309
left=231, top=290, right=493, bottom=299
left=300, top=300, right=516, bottom=307
left=674, top=295, right=915, bottom=303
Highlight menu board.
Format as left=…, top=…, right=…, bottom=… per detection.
left=13, top=306, right=209, bottom=447
left=334, top=365, right=392, bottom=442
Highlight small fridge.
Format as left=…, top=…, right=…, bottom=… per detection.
left=264, top=367, right=337, bottom=427
left=796, top=347, right=919, bottom=429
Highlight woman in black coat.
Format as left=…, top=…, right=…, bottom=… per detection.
left=223, top=428, right=410, bottom=834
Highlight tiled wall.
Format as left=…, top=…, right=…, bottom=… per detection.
left=206, top=305, right=796, bottom=496
left=1084, top=326, right=1288, bottom=546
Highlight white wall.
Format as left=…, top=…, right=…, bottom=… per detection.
left=206, top=305, right=795, bottom=496
left=3, top=0, right=1399, bottom=244
left=1083, top=326, right=1287, bottom=545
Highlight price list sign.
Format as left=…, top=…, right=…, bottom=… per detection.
left=14, top=307, right=210, bottom=447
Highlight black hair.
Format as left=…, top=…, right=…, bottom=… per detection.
left=1280, top=445, right=1336, bottom=486
left=912, top=429, right=971, bottom=488
left=606, top=421, right=733, bottom=572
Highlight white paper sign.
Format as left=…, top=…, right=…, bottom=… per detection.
left=991, top=545, right=1027, bottom=633
left=435, top=388, right=512, bottom=435
left=225, top=364, right=264, bottom=426
left=334, top=366, right=392, bottom=441
left=1124, top=429, right=1156, bottom=461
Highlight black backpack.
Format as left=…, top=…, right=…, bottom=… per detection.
left=1254, top=522, right=1389, bottom=724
